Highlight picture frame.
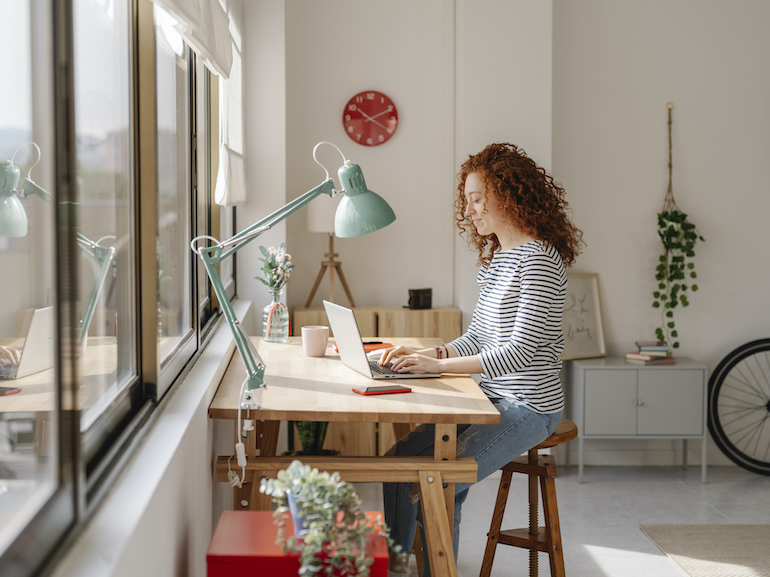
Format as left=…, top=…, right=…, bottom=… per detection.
left=561, top=273, right=606, bottom=360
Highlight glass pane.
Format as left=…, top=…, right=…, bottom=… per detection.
left=219, top=206, right=235, bottom=294
left=155, top=6, right=192, bottom=361
left=0, top=0, right=58, bottom=555
left=197, top=67, right=213, bottom=326
left=73, top=0, right=136, bottom=430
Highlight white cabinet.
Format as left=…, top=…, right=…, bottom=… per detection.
left=566, top=357, right=708, bottom=482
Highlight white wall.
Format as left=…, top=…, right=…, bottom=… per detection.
left=553, top=0, right=770, bottom=466
left=284, top=0, right=456, bottom=312
left=454, top=0, right=553, bottom=323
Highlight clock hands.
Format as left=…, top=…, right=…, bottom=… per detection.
left=364, top=107, right=393, bottom=122
left=357, top=109, right=389, bottom=131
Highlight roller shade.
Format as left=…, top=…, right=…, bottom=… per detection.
left=151, top=0, right=232, bottom=78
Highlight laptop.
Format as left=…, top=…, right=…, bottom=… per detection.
left=0, top=306, right=55, bottom=380
left=323, top=300, right=440, bottom=380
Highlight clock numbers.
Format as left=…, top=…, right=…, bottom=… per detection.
left=342, top=90, right=398, bottom=147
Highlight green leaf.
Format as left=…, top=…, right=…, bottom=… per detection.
left=692, top=285, right=699, bottom=291
left=666, top=311, right=673, bottom=318
left=653, top=291, right=660, bottom=298
left=691, top=272, right=697, bottom=279
left=673, top=342, right=680, bottom=349
left=667, top=322, right=675, bottom=328
left=652, top=301, right=660, bottom=308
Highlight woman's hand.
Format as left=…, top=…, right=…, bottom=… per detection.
left=0, top=346, right=21, bottom=366
left=391, top=353, right=441, bottom=374
left=377, top=346, right=417, bottom=365
left=378, top=346, right=441, bottom=374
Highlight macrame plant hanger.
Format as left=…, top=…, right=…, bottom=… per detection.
left=662, top=102, right=679, bottom=214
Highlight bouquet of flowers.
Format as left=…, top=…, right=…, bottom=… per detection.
left=255, top=243, right=294, bottom=292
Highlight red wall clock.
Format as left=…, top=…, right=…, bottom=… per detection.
left=342, top=91, right=398, bottom=146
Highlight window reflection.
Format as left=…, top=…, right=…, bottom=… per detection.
left=155, top=5, right=192, bottom=361
left=73, top=0, right=136, bottom=429
left=0, top=0, right=57, bottom=556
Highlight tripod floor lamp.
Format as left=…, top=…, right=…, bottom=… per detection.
left=191, top=142, right=396, bottom=410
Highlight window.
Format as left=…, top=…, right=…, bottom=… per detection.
left=0, top=1, right=236, bottom=574
left=0, top=0, right=58, bottom=562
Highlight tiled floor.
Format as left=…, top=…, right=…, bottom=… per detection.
left=356, top=465, right=770, bottom=577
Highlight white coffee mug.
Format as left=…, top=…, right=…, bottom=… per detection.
left=301, top=325, right=329, bottom=357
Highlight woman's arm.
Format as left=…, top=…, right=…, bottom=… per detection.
left=378, top=344, right=483, bottom=375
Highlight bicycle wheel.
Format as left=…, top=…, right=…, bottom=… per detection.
left=708, top=339, right=770, bottom=475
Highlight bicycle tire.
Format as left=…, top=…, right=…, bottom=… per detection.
left=708, top=339, right=770, bottom=475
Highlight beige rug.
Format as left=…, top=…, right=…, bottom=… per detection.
left=641, top=525, right=770, bottom=577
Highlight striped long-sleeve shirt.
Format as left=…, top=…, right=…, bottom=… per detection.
left=447, top=241, right=566, bottom=414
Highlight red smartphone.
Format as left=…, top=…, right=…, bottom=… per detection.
left=0, top=386, right=21, bottom=396
left=352, top=385, right=411, bottom=396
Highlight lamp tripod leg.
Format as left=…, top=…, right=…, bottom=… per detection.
left=304, top=234, right=357, bottom=308
left=305, top=265, right=328, bottom=308
left=334, top=264, right=356, bottom=308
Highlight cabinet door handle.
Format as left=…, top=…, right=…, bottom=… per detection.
left=635, top=399, right=645, bottom=406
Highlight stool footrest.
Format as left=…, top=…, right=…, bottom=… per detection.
left=502, top=454, right=557, bottom=478
left=498, top=527, right=549, bottom=552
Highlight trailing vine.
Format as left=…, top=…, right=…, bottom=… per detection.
left=652, top=103, right=704, bottom=349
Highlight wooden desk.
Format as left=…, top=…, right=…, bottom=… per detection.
left=209, top=337, right=499, bottom=577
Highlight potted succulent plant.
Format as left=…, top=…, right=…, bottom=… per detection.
left=260, top=460, right=405, bottom=576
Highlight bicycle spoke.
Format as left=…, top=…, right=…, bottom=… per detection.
left=727, top=366, right=768, bottom=401
left=744, top=356, right=770, bottom=399
left=723, top=414, right=769, bottom=451
left=753, top=350, right=770, bottom=397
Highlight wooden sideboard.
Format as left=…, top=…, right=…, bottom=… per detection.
left=293, top=305, right=462, bottom=344
left=291, top=305, right=463, bottom=455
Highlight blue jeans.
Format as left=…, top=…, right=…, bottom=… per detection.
left=382, top=399, right=562, bottom=576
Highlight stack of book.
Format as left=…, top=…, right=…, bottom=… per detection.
left=625, top=341, right=676, bottom=365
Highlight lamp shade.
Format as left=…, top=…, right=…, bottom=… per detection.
left=333, top=161, right=396, bottom=238
left=0, top=160, right=28, bottom=237
left=0, top=192, right=28, bottom=237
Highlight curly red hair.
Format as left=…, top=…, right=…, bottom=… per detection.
left=454, top=143, right=583, bottom=268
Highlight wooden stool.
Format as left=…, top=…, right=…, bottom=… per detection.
left=479, top=418, right=578, bottom=577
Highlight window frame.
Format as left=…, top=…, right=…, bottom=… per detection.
left=0, top=0, right=232, bottom=573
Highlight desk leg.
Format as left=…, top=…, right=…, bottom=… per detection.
left=430, top=423, right=458, bottom=577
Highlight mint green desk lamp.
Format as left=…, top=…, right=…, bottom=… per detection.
left=1, top=143, right=116, bottom=351
left=191, top=142, right=396, bottom=408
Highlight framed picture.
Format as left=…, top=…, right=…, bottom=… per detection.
left=561, top=273, right=606, bottom=360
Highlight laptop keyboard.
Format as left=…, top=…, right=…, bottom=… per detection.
left=369, top=360, right=402, bottom=376
left=0, top=363, right=18, bottom=379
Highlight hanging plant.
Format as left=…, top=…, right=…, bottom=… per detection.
left=652, top=103, right=704, bottom=349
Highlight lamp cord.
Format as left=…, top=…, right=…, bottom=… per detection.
left=11, top=142, right=41, bottom=183
left=229, top=376, right=249, bottom=489
left=312, top=141, right=348, bottom=185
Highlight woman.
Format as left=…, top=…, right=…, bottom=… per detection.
left=381, top=143, right=583, bottom=576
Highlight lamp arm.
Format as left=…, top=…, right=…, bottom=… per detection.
left=216, top=179, right=336, bottom=261
left=18, top=178, right=52, bottom=202
left=191, top=178, right=338, bottom=395
left=77, top=233, right=117, bottom=348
